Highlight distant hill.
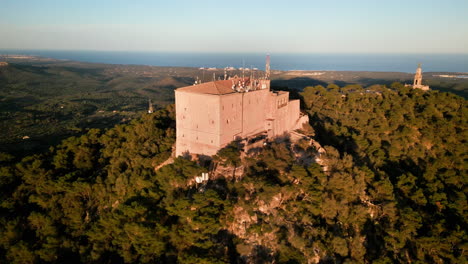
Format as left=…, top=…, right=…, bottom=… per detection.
left=272, top=70, right=468, bottom=98
left=1, top=58, right=466, bottom=156
left=0, top=62, right=193, bottom=156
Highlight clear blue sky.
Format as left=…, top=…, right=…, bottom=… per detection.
left=1, top=0, right=467, bottom=53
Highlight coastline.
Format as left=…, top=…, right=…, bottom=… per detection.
left=1, top=50, right=468, bottom=73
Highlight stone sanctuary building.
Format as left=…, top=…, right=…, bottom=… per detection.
left=406, top=63, right=430, bottom=91
left=175, top=56, right=309, bottom=156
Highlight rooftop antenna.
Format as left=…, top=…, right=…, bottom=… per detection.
left=202, top=68, right=205, bottom=83
left=224, top=67, right=227, bottom=80
left=248, top=65, right=254, bottom=90
left=265, top=54, right=271, bottom=80
left=242, top=58, right=245, bottom=79
left=213, top=72, right=216, bottom=81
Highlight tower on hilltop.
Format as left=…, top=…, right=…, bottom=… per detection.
left=148, top=99, right=154, bottom=114
left=265, top=54, right=271, bottom=80
left=405, top=63, right=430, bottom=91
left=413, top=63, right=423, bottom=86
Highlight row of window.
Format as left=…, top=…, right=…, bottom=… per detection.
left=277, top=98, right=288, bottom=108
left=179, top=120, right=224, bottom=125
left=221, top=97, right=262, bottom=110
left=183, top=98, right=263, bottom=113
left=180, top=134, right=214, bottom=144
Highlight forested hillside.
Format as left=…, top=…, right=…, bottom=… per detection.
left=299, top=84, right=466, bottom=263
left=0, top=62, right=190, bottom=156
left=0, top=84, right=466, bottom=263
left=2, top=60, right=466, bottom=157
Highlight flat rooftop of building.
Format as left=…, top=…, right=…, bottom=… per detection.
left=176, top=78, right=253, bottom=95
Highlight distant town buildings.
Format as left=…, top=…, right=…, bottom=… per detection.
left=406, top=64, right=430, bottom=91
left=434, top=74, right=468, bottom=79
left=0, top=62, right=8, bottom=67
left=175, top=56, right=308, bottom=157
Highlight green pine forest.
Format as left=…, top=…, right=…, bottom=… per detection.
left=0, top=83, right=466, bottom=263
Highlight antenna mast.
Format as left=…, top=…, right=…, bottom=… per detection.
left=265, top=54, right=271, bottom=80
left=242, top=58, right=245, bottom=79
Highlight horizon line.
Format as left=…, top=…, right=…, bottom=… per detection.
left=1, top=48, right=468, bottom=55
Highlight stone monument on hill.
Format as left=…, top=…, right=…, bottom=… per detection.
left=406, top=63, right=430, bottom=91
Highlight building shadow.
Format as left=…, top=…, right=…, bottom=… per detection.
left=272, top=77, right=328, bottom=90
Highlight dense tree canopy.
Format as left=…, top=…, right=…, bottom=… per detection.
left=0, top=85, right=466, bottom=263
left=299, top=84, right=466, bottom=263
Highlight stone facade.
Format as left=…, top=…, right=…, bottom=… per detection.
left=406, top=64, right=430, bottom=90
left=175, top=76, right=308, bottom=157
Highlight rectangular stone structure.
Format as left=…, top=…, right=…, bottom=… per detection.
left=175, top=77, right=308, bottom=156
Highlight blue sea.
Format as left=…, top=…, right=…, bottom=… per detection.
left=1, top=50, right=467, bottom=73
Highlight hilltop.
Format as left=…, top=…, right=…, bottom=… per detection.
left=0, top=84, right=465, bottom=263
left=273, top=70, right=468, bottom=98
left=1, top=57, right=467, bottom=157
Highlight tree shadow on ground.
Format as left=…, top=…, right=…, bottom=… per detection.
left=272, top=77, right=329, bottom=90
